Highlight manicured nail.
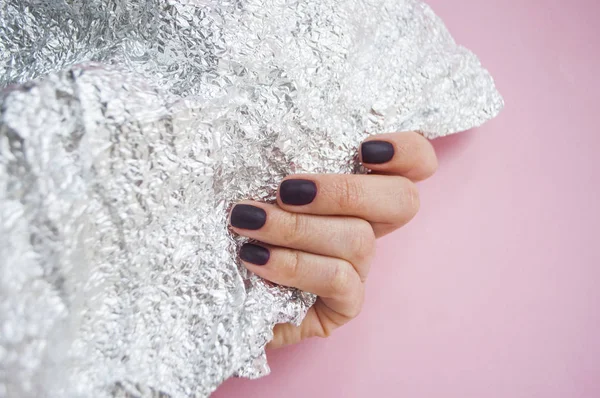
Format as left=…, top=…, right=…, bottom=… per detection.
left=230, top=204, right=267, bottom=230
left=240, top=243, right=270, bottom=266
left=279, top=179, right=317, bottom=206
left=361, top=141, right=395, bottom=164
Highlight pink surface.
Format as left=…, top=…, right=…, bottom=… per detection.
left=214, top=1, right=600, bottom=397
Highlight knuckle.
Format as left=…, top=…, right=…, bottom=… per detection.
left=328, top=260, right=355, bottom=297
left=282, top=249, right=301, bottom=282
left=344, top=299, right=364, bottom=320
left=349, top=220, right=376, bottom=267
left=406, top=180, right=421, bottom=217
left=391, top=178, right=420, bottom=225
left=281, top=212, right=305, bottom=245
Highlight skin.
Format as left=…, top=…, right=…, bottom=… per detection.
left=230, top=131, right=438, bottom=348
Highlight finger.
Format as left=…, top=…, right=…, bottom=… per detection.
left=268, top=300, right=360, bottom=348
left=360, top=131, right=438, bottom=181
left=230, top=203, right=375, bottom=278
left=269, top=306, right=319, bottom=348
left=276, top=174, right=420, bottom=227
left=239, top=243, right=363, bottom=317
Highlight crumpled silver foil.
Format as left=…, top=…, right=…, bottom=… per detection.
left=0, top=0, right=503, bottom=397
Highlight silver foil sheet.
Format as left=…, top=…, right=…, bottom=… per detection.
left=0, top=0, right=503, bottom=397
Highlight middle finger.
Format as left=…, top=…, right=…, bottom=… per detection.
left=276, top=174, right=420, bottom=227
left=229, top=202, right=375, bottom=278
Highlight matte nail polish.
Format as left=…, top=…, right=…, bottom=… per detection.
left=361, top=141, right=395, bottom=164
left=279, top=179, right=317, bottom=206
left=239, top=243, right=270, bottom=265
left=230, top=204, right=267, bottom=230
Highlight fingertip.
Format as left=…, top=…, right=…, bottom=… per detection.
left=239, top=243, right=271, bottom=266
left=278, top=178, right=317, bottom=206
left=361, top=131, right=438, bottom=181
left=229, top=203, right=267, bottom=230
left=360, top=140, right=395, bottom=165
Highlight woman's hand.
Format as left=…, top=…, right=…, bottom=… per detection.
left=229, top=132, right=438, bottom=348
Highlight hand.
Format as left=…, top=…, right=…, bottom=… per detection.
left=229, top=132, right=438, bottom=348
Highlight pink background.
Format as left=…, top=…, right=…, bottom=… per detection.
left=215, top=0, right=600, bottom=396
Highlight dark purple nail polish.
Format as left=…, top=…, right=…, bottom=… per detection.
left=279, top=179, right=317, bottom=206
left=230, top=204, right=267, bottom=230
left=239, top=243, right=270, bottom=266
left=361, top=141, right=395, bottom=164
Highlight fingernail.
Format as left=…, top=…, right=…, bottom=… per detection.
left=240, top=243, right=270, bottom=266
left=361, top=141, right=395, bottom=164
left=279, top=179, right=317, bottom=206
left=230, top=204, right=267, bottom=230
